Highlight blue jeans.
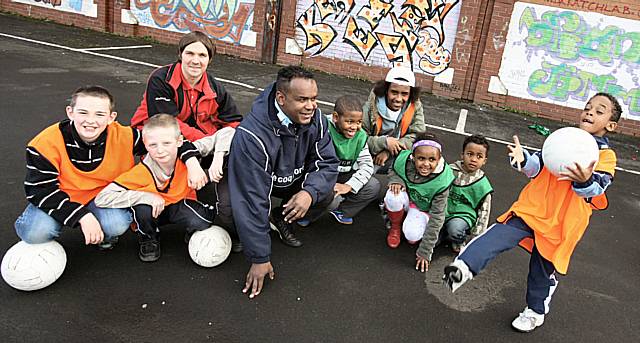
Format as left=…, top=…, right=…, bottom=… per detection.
left=15, top=202, right=132, bottom=244
left=443, top=217, right=470, bottom=244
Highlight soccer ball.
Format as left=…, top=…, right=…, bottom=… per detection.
left=1, top=241, right=67, bottom=291
left=542, top=127, right=599, bottom=177
left=188, top=226, right=231, bottom=268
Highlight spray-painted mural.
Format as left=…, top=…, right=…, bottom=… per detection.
left=12, top=0, right=97, bottom=17
left=130, top=1, right=257, bottom=47
left=294, top=0, right=462, bottom=75
left=498, top=2, right=640, bottom=121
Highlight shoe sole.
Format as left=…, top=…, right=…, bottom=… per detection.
left=511, top=322, right=543, bottom=333
left=139, top=254, right=160, bottom=262
left=329, top=211, right=353, bottom=225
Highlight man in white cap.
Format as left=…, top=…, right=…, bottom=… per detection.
left=362, top=66, right=425, bottom=172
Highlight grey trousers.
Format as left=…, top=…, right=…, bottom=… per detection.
left=329, top=172, right=381, bottom=218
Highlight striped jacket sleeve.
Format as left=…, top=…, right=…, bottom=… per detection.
left=24, top=146, right=89, bottom=227
left=345, top=143, right=374, bottom=194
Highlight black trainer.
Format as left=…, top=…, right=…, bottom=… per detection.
left=139, top=239, right=161, bottom=262
left=270, top=211, right=303, bottom=248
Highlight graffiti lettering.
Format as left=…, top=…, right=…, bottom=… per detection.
left=314, top=0, right=355, bottom=23
left=295, top=0, right=462, bottom=75
left=131, top=1, right=255, bottom=45
left=376, top=32, right=414, bottom=66
left=35, top=0, right=62, bottom=6
left=520, top=7, right=640, bottom=66
left=343, top=16, right=379, bottom=60
left=357, top=0, right=394, bottom=30
left=14, top=0, right=91, bottom=14
left=528, top=61, right=640, bottom=114
left=297, top=4, right=339, bottom=55
left=498, top=3, right=640, bottom=120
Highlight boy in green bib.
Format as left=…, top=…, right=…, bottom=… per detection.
left=301, top=96, right=380, bottom=226
left=442, top=135, right=493, bottom=253
left=384, top=133, right=454, bottom=272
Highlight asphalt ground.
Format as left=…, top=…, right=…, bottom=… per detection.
left=0, top=12, right=639, bottom=343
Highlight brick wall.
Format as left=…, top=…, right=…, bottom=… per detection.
left=474, top=0, right=640, bottom=136
left=1, top=0, right=266, bottom=62
left=0, top=0, right=106, bottom=31
left=2, top=0, right=639, bottom=136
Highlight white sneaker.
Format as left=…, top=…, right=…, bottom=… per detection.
left=511, top=307, right=545, bottom=332
left=442, top=259, right=473, bottom=293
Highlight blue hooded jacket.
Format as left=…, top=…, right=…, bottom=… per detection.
left=228, top=82, right=338, bottom=263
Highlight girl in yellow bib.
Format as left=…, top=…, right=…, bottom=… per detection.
left=384, top=133, right=454, bottom=272
left=443, top=93, right=622, bottom=333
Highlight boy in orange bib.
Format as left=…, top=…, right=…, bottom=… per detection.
left=95, top=114, right=234, bottom=262
left=442, top=93, right=621, bottom=333
left=14, top=86, right=207, bottom=250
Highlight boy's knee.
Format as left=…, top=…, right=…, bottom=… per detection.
left=362, top=178, right=381, bottom=198
left=99, top=209, right=132, bottom=237
left=185, top=217, right=213, bottom=231
left=16, top=227, right=56, bottom=244
left=132, top=204, right=153, bottom=220
left=14, top=206, right=60, bottom=243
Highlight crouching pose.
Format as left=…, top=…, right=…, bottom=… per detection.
left=96, top=114, right=233, bottom=262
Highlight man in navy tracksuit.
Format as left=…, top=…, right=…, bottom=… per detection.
left=229, top=66, right=338, bottom=299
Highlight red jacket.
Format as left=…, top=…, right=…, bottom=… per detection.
left=132, top=62, right=241, bottom=141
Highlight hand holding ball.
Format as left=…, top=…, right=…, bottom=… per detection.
left=542, top=127, right=599, bottom=178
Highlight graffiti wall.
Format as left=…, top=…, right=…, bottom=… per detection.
left=130, top=1, right=257, bottom=47
left=498, top=2, right=640, bottom=121
left=294, top=0, right=462, bottom=76
left=12, top=0, right=97, bottom=17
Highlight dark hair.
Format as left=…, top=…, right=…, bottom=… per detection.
left=334, top=95, right=362, bottom=116
left=276, top=65, right=315, bottom=93
left=372, top=80, right=421, bottom=104
left=178, top=31, right=215, bottom=62
left=462, top=135, right=490, bottom=156
left=590, top=92, right=622, bottom=122
left=70, top=85, right=115, bottom=111
left=414, top=132, right=441, bottom=145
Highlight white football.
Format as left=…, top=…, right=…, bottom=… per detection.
left=1, top=240, right=67, bottom=291
left=542, top=127, right=599, bottom=177
left=188, top=226, right=231, bottom=268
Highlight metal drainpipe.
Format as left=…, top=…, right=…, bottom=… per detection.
left=261, top=0, right=283, bottom=64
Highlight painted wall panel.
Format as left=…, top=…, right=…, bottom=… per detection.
left=12, top=0, right=97, bottom=17
left=293, top=0, right=463, bottom=76
left=130, top=0, right=257, bottom=47
left=498, top=2, right=640, bottom=121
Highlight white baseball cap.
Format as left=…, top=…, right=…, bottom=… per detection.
left=385, top=66, right=415, bottom=87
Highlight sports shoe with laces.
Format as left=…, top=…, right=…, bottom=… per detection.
left=511, top=307, right=545, bottom=332
left=442, top=259, right=473, bottom=292
left=269, top=211, right=303, bottom=247
left=329, top=210, right=353, bottom=224
left=139, top=239, right=161, bottom=262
